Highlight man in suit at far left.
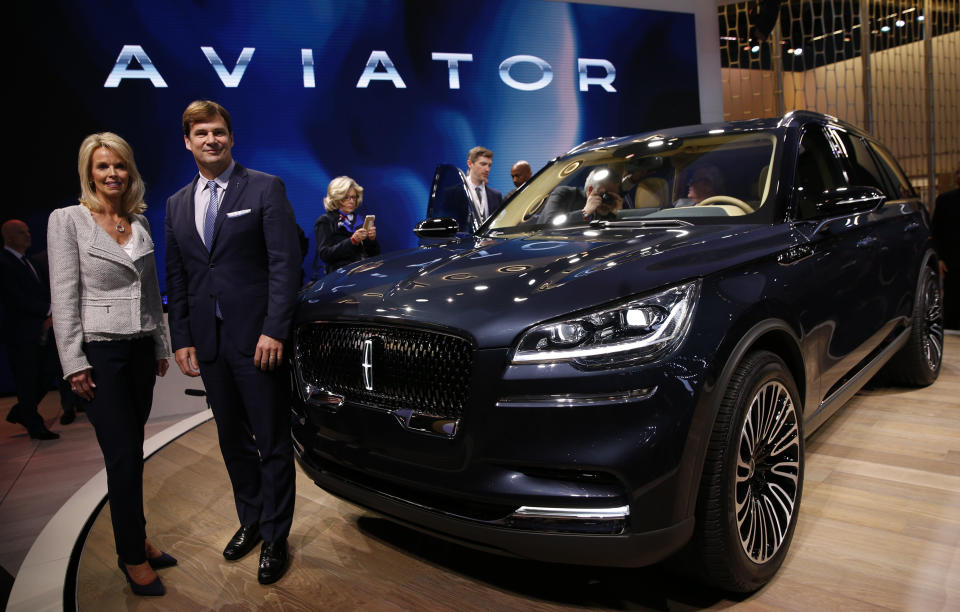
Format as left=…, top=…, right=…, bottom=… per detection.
left=1, top=219, right=60, bottom=439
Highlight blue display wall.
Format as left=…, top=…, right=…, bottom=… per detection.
left=3, top=0, right=701, bottom=392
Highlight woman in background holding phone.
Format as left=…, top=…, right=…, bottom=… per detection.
left=312, top=176, right=380, bottom=279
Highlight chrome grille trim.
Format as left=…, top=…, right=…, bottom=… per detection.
left=293, top=322, right=474, bottom=438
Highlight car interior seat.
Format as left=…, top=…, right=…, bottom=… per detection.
left=756, top=164, right=770, bottom=205
left=633, top=177, right=669, bottom=209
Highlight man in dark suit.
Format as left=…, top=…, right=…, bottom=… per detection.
left=1, top=219, right=59, bottom=439
left=932, top=160, right=960, bottom=329
left=461, top=146, right=503, bottom=220
left=439, top=147, right=503, bottom=230
left=165, top=100, right=300, bottom=585
left=505, top=160, right=532, bottom=199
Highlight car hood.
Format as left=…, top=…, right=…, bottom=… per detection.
left=298, top=223, right=796, bottom=347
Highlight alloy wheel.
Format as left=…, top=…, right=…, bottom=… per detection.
left=735, top=380, right=801, bottom=564
left=921, top=270, right=944, bottom=372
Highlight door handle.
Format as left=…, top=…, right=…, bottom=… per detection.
left=777, top=245, right=813, bottom=264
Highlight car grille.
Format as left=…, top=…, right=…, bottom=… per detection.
left=295, top=322, right=474, bottom=421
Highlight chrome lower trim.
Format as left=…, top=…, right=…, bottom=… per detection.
left=496, top=387, right=656, bottom=408
left=506, top=504, right=630, bottom=534
left=512, top=505, right=630, bottom=520
left=806, top=324, right=910, bottom=435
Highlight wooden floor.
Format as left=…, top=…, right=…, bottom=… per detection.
left=76, top=336, right=960, bottom=610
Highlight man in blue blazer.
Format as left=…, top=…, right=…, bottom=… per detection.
left=165, top=100, right=300, bottom=585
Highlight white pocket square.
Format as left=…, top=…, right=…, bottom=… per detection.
left=227, top=209, right=252, bottom=218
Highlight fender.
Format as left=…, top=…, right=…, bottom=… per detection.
left=673, top=317, right=804, bottom=522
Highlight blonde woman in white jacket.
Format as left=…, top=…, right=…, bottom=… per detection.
left=48, top=132, right=173, bottom=597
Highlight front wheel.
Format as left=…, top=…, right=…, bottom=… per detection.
left=693, top=350, right=804, bottom=592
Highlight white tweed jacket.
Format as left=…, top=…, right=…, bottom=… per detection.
left=47, top=204, right=170, bottom=378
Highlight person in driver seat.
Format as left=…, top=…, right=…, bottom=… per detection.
left=675, top=164, right=723, bottom=207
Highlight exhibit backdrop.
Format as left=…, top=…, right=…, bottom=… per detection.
left=13, top=0, right=701, bottom=285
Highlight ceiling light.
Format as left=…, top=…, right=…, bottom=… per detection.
left=880, top=25, right=891, bottom=32
left=895, top=19, right=906, bottom=27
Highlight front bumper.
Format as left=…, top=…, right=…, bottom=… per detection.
left=293, top=431, right=695, bottom=566
left=290, top=345, right=709, bottom=567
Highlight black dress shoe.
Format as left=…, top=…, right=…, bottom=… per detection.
left=223, top=524, right=261, bottom=561
left=148, top=551, right=178, bottom=569
left=5, top=407, right=20, bottom=424
left=257, top=539, right=288, bottom=585
left=29, top=427, right=59, bottom=440
left=60, top=409, right=76, bottom=425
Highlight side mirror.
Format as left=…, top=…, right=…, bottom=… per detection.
left=814, top=186, right=885, bottom=217
left=413, top=217, right=459, bottom=238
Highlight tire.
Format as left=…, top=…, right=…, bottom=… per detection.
left=884, top=265, right=943, bottom=386
left=693, top=350, right=804, bottom=592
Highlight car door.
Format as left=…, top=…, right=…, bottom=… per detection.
left=860, top=137, right=927, bottom=323
left=426, top=164, right=483, bottom=234
left=789, top=125, right=887, bottom=403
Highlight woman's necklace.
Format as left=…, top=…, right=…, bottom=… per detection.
left=116, top=221, right=125, bottom=233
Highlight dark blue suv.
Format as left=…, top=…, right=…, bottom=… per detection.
left=290, top=111, right=943, bottom=591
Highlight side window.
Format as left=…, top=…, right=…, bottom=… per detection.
left=869, top=141, right=917, bottom=199
left=828, top=129, right=888, bottom=193
left=795, top=128, right=845, bottom=220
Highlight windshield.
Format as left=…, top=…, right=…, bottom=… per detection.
left=488, top=131, right=779, bottom=232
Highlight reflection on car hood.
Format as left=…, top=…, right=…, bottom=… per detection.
left=299, top=224, right=794, bottom=347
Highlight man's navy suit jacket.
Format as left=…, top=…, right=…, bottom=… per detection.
left=0, top=249, right=49, bottom=347
left=444, top=183, right=503, bottom=223
left=165, top=164, right=301, bottom=361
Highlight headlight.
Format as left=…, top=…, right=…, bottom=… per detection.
left=512, top=280, right=700, bottom=367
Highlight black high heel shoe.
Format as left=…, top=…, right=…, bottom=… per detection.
left=148, top=551, right=178, bottom=569
left=117, top=558, right=166, bottom=596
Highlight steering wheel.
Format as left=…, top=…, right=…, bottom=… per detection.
left=695, top=195, right=754, bottom=215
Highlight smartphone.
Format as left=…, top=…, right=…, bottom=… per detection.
left=363, top=215, right=375, bottom=230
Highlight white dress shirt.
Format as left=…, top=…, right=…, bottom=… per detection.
left=467, top=178, right=488, bottom=218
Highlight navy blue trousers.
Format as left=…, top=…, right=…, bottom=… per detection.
left=3, top=333, right=56, bottom=435
left=198, top=323, right=294, bottom=543
left=81, top=337, right=156, bottom=565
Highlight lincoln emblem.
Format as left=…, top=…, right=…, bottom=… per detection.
left=361, top=339, right=374, bottom=391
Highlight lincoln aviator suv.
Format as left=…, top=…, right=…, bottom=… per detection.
left=289, top=111, right=942, bottom=591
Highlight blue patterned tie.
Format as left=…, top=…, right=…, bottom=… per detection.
left=203, top=180, right=219, bottom=248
